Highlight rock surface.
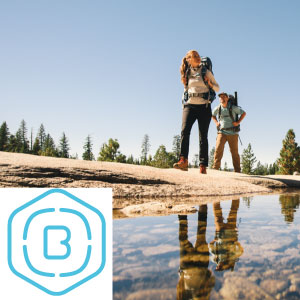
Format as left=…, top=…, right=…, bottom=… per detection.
left=220, top=276, right=274, bottom=300
left=1, top=152, right=300, bottom=217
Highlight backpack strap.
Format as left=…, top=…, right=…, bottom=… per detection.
left=184, top=62, right=191, bottom=90
left=228, top=105, right=235, bottom=122
left=201, top=66, right=208, bottom=87
left=217, top=104, right=222, bottom=121
left=228, top=104, right=241, bottom=132
left=218, top=104, right=235, bottom=121
left=201, top=66, right=216, bottom=103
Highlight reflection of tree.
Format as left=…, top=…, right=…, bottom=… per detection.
left=209, top=200, right=243, bottom=272
left=242, top=196, right=253, bottom=208
left=177, top=205, right=215, bottom=300
left=279, top=194, right=300, bottom=224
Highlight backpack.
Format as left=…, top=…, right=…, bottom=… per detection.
left=183, top=56, right=216, bottom=103
left=217, top=92, right=240, bottom=132
left=200, top=57, right=216, bottom=102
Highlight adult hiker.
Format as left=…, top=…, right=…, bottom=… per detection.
left=209, top=199, right=244, bottom=272
left=212, top=92, right=246, bottom=173
left=177, top=205, right=215, bottom=299
left=173, top=50, right=220, bottom=174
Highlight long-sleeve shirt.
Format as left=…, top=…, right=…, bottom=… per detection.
left=185, top=66, right=220, bottom=105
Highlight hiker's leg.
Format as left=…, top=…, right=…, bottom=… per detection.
left=227, top=134, right=241, bottom=172
left=197, top=104, right=212, bottom=166
left=227, top=199, right=240, bottom=229
left=178, top=215, right=188, bottom=241
left=178, top=215, right=193, bottom=269
left=180, top=105, right=197, bottom=158
left=195, top=204, right=208, bottom=247
left=195, top=204, right=209, bottom=265
left=213, top=133, right=227, bottom=170
left=213, top=202, right=224, bottom=231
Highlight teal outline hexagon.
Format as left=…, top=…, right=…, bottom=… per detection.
left=7, top=188, right=106, bottom=296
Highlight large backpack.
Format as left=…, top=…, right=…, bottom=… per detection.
left=200, top=57, right=216, bottom=102
left=183, top=56, right=216, bottom=103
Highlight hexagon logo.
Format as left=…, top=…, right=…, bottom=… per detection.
left=7, top=189, right=106, bottom=296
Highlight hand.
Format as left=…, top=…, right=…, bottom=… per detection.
left=204, top=76, right=213, bottom=88
left=215, top=121, right=220, bottom=127
left=232, top=121, right=239, bottom=126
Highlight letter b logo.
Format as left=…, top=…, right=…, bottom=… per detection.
left=43, top=225, right=71, bottom=260
left=8, top=189, right=108, bottom=296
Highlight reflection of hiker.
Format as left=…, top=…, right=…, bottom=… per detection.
left=174, top=50, right=219, bottom=174
left=212, top=92, right=246, bottom=173
left=177, top=205, right=215, bottom=300
left=209, top=200, right=243, bottom=272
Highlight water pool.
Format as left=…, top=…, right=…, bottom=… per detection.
left=113, top=193, right=300, bottom=300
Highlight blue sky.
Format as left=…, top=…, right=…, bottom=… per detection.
left=1, top=1, right=300, bottom=167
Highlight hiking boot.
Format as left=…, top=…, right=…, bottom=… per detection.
left=199, top=165, right=207, bottom=174
left=173, top=156, right=188, bottom=171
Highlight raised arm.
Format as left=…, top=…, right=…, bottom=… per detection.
left=204, top=70, right=220, bottom=92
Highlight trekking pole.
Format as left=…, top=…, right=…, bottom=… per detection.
left=235, top=91, right=243, bottom=145
left=238, top=135, right=243, bottom=146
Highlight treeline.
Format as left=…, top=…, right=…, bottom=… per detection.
left=0, top=120, right=181, bottom=167
left=98, top=134, right=181, bottom=169
left=0, top=120, right=72, bottom=158
left=1, top=120, right=300, bottom=175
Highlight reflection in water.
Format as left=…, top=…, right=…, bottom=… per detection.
left=279, top=194, right=300, bottom=223
left=177, top=205, right=215, bottom=300
left=177, top=201, right=243, bottom=299
left=242, top=196, right=253, bottom=208
left=209, top=200, right=243, bottom=272
left=113, top=193, right=300, bottom=299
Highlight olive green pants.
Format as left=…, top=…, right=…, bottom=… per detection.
left=213, top=133, right=241, bottom=172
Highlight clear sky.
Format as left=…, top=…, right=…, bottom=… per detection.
left=1, top=0, right=300, bottom=167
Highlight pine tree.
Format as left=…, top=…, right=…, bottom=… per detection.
left=277, top=129, right=300, bottom=175
left=241, top=143, right=257, bottom=174
left=268, top=162, right=279, bottom=175
left=141, top=134, right=150, bottom=165
left=0, top=121, right=10, bottom=151
left=115, top=153, right=127, bottom=163
left=16, top=119, right=29, bottom=153
left=58, top=132, right=70, bottom=158
left=32, top=137, right=41, bottom=155
left=208, top=147, right=215, bottom=169
left=242, top=197, right=253, bottom=208
left=151, top=145, right=176, bottom=168
left=41, top=134, right=57, bottom=157
left=279, top=194, right=300, bottom=223
left=82, top=135, right=94, bottom=161
left=8, top=134, right=17, bottom=152
left=15, top=129, right=23, bottom=152
left=37, top=124, right=46, bottom=151
left=126, top=154, right=135, bottom=164
left=254, top=161, right=268, bottom=175
left=30, top=128, right=33, bottom=153
left=97, top=138, right=125, bottom=162
left=172, top=134, right=181, bottom=161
